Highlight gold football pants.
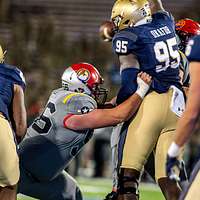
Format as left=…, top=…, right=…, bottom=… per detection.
left=121, top=89, right=182, bottom=181
left=0, top=114, right=19, bottom=187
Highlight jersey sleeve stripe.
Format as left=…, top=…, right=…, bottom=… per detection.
left=63, top=93, right=84, bottom=104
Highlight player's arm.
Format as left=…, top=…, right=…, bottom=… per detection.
left=112, top=31, right=141, bottom=104
left=12, top=84, right=27, bottom=137
left=166, top=37, right=200, bottom=181
left=167, top=37, right=200, bottom=157
left=166, top=62, right=200, bottom=181
left=64, top=72, right=151, bottom=130
left=149, top=0, right=164, bottom=14
left=173, top=62, right=200, bottom=147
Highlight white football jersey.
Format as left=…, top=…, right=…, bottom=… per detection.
left=25, top=88, right=97, bottom=139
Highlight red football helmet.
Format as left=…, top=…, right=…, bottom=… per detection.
left=62, top=62, right=107, bottom=105
left=176, top=18, right=200, bottom=51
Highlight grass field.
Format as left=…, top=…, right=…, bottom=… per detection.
left=18, top=177, right=165, bottom=200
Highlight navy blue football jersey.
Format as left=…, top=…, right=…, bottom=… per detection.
left=0, top=63, right=25, bottom=119
left=185, top=35, right=200, bottom=62
left=112, top=11, right=181, bottom=102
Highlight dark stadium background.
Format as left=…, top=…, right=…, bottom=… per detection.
left=0, top=0, right=199, bottom=105
left=0, top=0, right=200, bottom=199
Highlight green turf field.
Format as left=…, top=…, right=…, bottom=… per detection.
left=18, top=177, right=165, bottom=200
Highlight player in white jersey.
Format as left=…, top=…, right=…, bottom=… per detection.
left=18, top=62, right=152, bottom=200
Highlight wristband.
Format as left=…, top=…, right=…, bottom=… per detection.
left=168, top=142, right=181, bottom=157
left=136, top=77, right=150, bottom=99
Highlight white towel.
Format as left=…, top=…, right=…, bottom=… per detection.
left=170, top=86, right=185, bottom=117
left=110, top=123, right=123, bottom=148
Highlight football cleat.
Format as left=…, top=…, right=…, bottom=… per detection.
left=103, top=191, right=118, bottom=200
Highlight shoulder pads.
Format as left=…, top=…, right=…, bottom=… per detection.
left=62, top=92, right=97, bottom=115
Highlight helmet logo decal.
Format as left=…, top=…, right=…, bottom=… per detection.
left=77, top=69, right=90, bottom=82
left=176, top=20, right=186, bottom=30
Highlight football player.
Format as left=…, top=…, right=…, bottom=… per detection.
left=18, top=63, right=152, bottom=200
left=101, top=16, right=200, bottom=200
left=176, top=18, right=200, bottom=87
left=166, top=35, right=200, bottom=200
left=0, top=45, right=26, bottom=200
left=105, top=0, right=187, bottom=199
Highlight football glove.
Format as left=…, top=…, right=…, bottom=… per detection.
left=166, top=154, right=183, bottom=182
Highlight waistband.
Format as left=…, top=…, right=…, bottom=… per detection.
left=0, top=112, right=5, bottom=119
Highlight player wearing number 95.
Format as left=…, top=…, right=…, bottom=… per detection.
left=110, top=0, right=186, bottom=199
left=166, top=35, right=200, bottom=200
left=17, top=62, right=152, bottom=200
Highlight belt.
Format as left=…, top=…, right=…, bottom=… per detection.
left=0, top=112, right=5, bottom=119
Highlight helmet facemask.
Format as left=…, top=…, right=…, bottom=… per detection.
left=89, top=83, right=108, bottom=106
left=176, top=19, right=200, bottom=52
left=176, top=30, right=195, bottom=52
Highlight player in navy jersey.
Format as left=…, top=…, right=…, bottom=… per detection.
left=112, top=0, right=181, bottom=104
left=99, top=16, right=200, bottom=200
left=102, top=17, right=200, bottom=200
left=167, top=35, right=200, bottom=200
left=109, top=0, right=187, bottom=199
left=0, top=45, right=26, bottom=200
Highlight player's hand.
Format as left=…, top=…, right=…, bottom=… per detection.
left=137, top=72, right=152, bottom=85
left=166, top=154, right=183, bottom=182
left=136, top=72, right=152, bottom=99
left=98, top=97, right=117, bottom=109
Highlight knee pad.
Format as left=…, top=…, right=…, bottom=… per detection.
left=118, top=168, right=140, bottom=197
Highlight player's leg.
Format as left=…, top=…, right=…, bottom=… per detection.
left=179, top=159, right=200, bottom=200
left=111, top=124, right=123, bottom=191
left=118, top=91, right=170, bottom=200
left=0, top=115, right=19, bottom=200
left=155, top=87, right=185, bottom=200
left=155, top=130, right=182, bottom=200
left=18, top=130, right=93, bottom=182
left=18, top=167, right=82, bottom=200
left=104, top=123, right=123, bottom=200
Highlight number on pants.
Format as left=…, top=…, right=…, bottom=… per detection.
left=154, top=37, right=180, bottom=73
